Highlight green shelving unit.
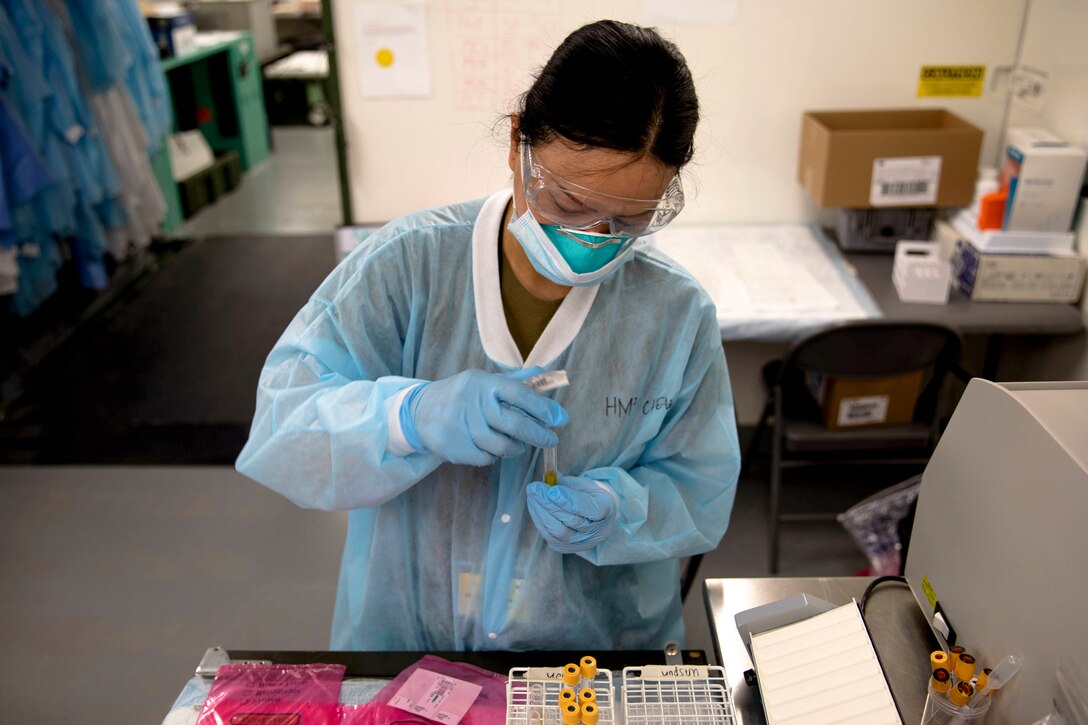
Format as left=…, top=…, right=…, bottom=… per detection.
left=155, top=32, right=272, bottom=228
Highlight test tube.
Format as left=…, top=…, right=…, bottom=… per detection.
left=559, top=688, right=577, bottom=706
left=931, top=668, right=951, bottom=695
left=563, top=663, right=581, bottom=692
left=543, top=446, right=558, bottom=486
left=579, top=688, right=596, bottom=706
left=930, top=650, right=949, bottom=672
left=579, top=656, right=597, bottom=690
left=561, top=702, right=581, bottom=725
left=581, top=702, right=599, bottom=725
left=955, top=654, right=976, bottom=683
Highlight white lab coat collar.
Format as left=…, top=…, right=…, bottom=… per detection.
left=473, top=189, right=599, bottom=368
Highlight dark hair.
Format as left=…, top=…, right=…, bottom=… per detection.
left=517, top=20, right=699, bottom=169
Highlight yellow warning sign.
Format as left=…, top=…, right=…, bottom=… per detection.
left=922, top=575, right=938, bottom=610
left=918, top=66, right=985, bottom=97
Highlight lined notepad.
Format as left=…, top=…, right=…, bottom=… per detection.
left=750, top=601, right=902, bottom=725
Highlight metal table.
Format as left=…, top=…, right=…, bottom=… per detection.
left=704, top=577, right=936, bottom=725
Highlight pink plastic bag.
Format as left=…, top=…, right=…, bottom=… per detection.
left=339, top=655, right=506, bottom=725
left=196, top=663, right=347, bottom=725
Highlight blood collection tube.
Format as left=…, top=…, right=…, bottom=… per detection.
left=949, top=681, right=974, bottom=707
left=581, top=702, right=599, bottom=725
left=563, top=663, right=581, bottom=691
left=561, top=702, right=581, bottom=725
left=559, top=688, right=577, bottom=707
left=579, top=688, right=596, bottom=706
left=930, top=650, right=949, bottom=672
left=949, top=646, right=966, bottom=671
left=931, top=668, right=951, bottom=694
left=974, top=668, right=990, bottom=694
left=955, top=654, right=976, bottom=683
left=579, top=656, right=597, bottom=690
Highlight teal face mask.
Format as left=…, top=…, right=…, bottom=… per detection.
left=541, top=226, right=624, bottom=274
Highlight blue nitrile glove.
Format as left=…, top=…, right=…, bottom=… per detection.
left=526, top=474, right=619, bottom=553
left=400, top=367, right=568, bottom=466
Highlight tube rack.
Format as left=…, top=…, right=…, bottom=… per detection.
left=506, top=667, right=615, bottom=725
left=621, top=665, right=737, bottom=724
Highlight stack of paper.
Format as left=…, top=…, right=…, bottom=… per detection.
left=750, top=602, right=901, bottom=724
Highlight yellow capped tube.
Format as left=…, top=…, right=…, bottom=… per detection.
left=561, top=702, right=581, bottom=725
left=975, top=668, right=990, bottom=694
left=955, top=653, right=976, bottom=683
left=581, top=702, right=599, bottom=725
left=930, top=650, right=949, bottom=672
left=559, top=688, right=577, bottom=706
left=949, top=646, right=966, bottom=670
left=949, top=681, right=974, bottom=707
left=931, top=668, right=951, bottom=694
left=579, top=688, right=597, bottom=705
left=563, top=663, right=581, bottom=689
left=579, top=656, right=598, bottom=690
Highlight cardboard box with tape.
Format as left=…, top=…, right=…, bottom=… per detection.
left=798, top=109, right=983, bottom=208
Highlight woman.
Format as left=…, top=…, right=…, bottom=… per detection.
left=237, top=19, right=740, bottom=651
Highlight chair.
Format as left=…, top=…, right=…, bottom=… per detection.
left=744, top=321, right=965, bottom=574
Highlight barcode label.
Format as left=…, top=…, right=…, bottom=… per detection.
left=871, top=156, right=942, bottom=206
left=881, top=181, right=930, bottom=196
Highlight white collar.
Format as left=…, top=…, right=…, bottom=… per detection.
left=472, top=189, right=599, bottom=368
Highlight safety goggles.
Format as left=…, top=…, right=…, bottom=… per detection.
left=521, top=143, right=684, bottom=245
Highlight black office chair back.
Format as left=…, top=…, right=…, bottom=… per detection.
left=774, top=321, right=963, bottom=423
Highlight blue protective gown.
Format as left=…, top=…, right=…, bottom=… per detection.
left=237, top=189, right=740, bottom=651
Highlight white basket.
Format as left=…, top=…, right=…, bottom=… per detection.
left=506, top=667, right=616, bottom=725
left=622, top=665, right=737, bottom=724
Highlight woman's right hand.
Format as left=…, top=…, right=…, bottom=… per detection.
left=400, top=367, right=568, bottom=466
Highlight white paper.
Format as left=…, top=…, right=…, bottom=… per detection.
left=644, top=0, right=738, bottom=25
left=356, top=2, right=431, bottom=98
left=751, top=602, right=902, bottom=724
left=652, top=225, right=878, bottom=340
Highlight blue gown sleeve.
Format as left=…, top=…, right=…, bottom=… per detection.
left=235, top=237, right=443, bottom=511
left=578, top=305, right=740, bottom=565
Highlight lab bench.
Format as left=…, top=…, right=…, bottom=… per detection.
left=163, top=646, right=719, bottom=723
left=705, top=577, right=935, bottom=725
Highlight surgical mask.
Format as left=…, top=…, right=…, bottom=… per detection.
left=508, top=207, right=637, bottom=286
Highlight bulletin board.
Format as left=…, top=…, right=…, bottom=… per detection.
left=331, top=0, right=1028, bottom=226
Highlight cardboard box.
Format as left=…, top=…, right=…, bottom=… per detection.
left=806, top=371, right=925, bottom=429
left=1001, top=128, right=1088, bottom=233
left=951, top=239, right=1086, bottom=303
left=798, top=109, right=983, bottom=208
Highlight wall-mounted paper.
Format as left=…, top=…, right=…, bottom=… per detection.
left=355, top=2, right=432, bottom=98
left=643, top=0, right=738, bottom=24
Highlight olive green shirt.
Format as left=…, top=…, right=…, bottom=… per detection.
left=500, top=242, right=563, bottom=360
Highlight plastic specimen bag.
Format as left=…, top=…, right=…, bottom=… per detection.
left=339, top=655, right=506, bottom=725
left=837, top=475, right=922, bottom=576
left=195, top=663, right=346, bottom=725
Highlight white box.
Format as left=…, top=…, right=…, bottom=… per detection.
left=951, top=239, right=1086, bottom=303
left=893, top=240, right=951, bottom=304
left=950, top=209, right=1075, bottom=254
left=1002, top=128, right=1088, bottom=233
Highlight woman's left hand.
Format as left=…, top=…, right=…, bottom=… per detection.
left=526, top=475, right=619, bottom=553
